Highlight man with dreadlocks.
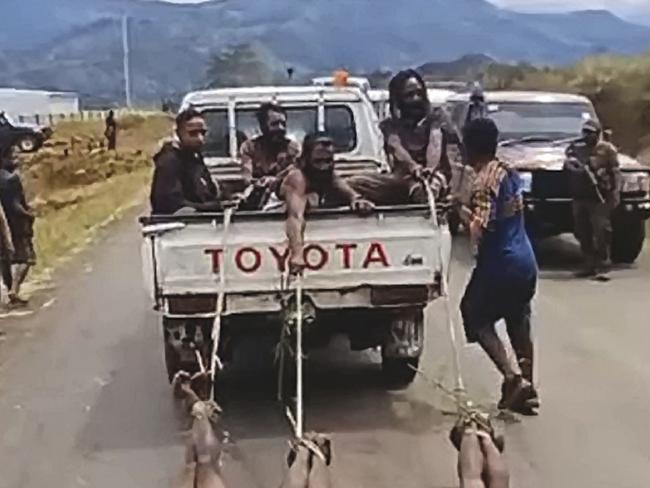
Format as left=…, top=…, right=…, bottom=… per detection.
left=348, top=69, right=453, bottom=205
left=280, top=132, right=374, bottom=275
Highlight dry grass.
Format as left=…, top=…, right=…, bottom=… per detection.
left=32, top=169, right=151, bottom=280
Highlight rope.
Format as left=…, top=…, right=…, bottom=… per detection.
left=421, top=178, right=465, bottom=394
left=276, top=270, right=306, bottom=441
left=209, top=207, right=233, bottom=399
left=295, top=274, right=304, bottom=439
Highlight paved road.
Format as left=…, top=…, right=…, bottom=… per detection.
left=0, top=214, right=649, bottom=488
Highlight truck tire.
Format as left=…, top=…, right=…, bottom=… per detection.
left=18, top=135, right=38, bottom=153
left=164, top=342, right=181, bottom=383
left=611, top=214, right=646, bottom=264
left=381, top=357, right=419, bottom=388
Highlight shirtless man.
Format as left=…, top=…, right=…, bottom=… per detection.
left=280, top=132, right=374, bottom=274
left=239, top=103, right=300, bottom=208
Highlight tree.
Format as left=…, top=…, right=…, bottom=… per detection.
left=205, top=43, right=278, bottom=88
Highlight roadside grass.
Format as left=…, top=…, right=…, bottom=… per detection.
left=32, top=168, right=151, bottom=281
left=18, top=114, right=173, bottom=289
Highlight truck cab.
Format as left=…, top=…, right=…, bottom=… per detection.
left=181, top=85, right=387, bottom=197
left=445, top=91, right=650, bottom=263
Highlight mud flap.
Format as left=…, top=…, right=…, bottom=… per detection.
left=382, top=309, right=424, bottom=359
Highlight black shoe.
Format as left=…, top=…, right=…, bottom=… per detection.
left=498, top=376, right=535, bottom=413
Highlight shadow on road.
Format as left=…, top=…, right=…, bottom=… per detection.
left=216, top=336, right=445, bottom=441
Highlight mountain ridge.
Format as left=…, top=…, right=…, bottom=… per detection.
left=1, top=0, right=650, bottom=104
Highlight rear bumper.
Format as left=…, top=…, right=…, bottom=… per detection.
left=159, top=283, right=441, bottom=319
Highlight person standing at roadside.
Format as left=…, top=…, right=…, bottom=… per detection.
left=105, top=110, right=117, bottom=151
left=0, top=144, right=35, bottom=306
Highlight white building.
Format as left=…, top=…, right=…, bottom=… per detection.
left=0, top=88, right=80, bottom=119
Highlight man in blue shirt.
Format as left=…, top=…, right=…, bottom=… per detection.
left=460, top=118, right=539, bottom=415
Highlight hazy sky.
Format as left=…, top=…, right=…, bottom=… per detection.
left=490, top=0, right=648, bottom=14
left=161, top=0, right=650, bottom=18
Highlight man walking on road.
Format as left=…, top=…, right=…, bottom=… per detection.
left=459, top=118, right=539, bottom=415
left=565, top=120, right=621, bottom=282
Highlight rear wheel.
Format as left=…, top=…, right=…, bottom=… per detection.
left=611, top=213, right=646, bottom=264
left=381, top=357, right=419, bottom=388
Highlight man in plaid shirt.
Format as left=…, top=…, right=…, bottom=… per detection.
left=459, top=118, right=539, bottom=416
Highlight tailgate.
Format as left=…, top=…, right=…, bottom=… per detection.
left=142, top=207, right=448, bottom=297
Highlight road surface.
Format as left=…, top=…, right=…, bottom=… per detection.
left=0, top=213, right=649, bottom=488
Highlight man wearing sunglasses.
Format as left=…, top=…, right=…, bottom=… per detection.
left=150, top=108, right=221, bottom=215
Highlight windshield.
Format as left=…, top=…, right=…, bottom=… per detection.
left=202, top=106, right=357, bottom=158
left=487, top=102, right=597, bottom=141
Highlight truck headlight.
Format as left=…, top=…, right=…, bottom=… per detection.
left=519, top=172, right=533, bottom=193
left=621, top=172, right=650, bottom=195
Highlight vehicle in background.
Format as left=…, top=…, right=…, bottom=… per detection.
left=143, top=85, right=450, bottom=389
left=0, top=88, right=79, bottom=119
left=445, top=91, right=650, bottom=263
left=0, top=111, right=52, bottom=153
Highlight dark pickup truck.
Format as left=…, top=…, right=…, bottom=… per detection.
left=446, top=90, right=650, bottom=264
left=0, top=112, right=52, bottom=152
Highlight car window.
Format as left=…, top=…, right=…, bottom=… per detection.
left=203, top=106, right=357, bottom=158
left=486, top=102, right=597, bottom=140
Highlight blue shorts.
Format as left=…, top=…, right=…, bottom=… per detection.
left=460, top=269, right=536, bottom=343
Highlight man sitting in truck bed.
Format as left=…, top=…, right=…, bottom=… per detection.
left=348, top=69, right=453, bottom=204
left=280, top=132, right=374, bottom=275
left=239, top=103, right=300, bottom=209
left=150, top=108, right=222, bottom=215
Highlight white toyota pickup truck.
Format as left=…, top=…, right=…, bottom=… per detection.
left=140, top=85, right=451, bottom=388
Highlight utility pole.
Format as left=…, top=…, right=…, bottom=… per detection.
left=122, top=15, right=132, bottom=108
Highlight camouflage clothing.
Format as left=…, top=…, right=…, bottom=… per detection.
left=565, top=140, right=621, bottom=207
left=565, top=139, right=621, bottom=274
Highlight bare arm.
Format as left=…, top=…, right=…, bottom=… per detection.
left=280, top=170, right=308, bottom=271
left=332, top=174, right=361, bottom=204
left=385, top=132, right=420, bottom=176
left=0, top=204, right=14, bottom=257
left=426, top=127, right=443, bottom=170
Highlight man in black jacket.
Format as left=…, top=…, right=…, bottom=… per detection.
left=150, top=108, right=221, bottom=215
